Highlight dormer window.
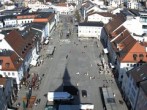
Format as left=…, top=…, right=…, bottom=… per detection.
left=24, top=48, right=27, bottom=51
left=5, top=63, right=10, bottom=68
left=139, top=54, right=144, bottom=60
left=22, top=51, right=25, bottom=54
left=133, top=54, right=137, bottom=61
left=28, top=43, right=31, bottom=46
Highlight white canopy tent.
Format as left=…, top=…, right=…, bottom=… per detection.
left=30, top=54, right=40, bottom=66
left=103, top=48, right=108, bottom=54
left=30, top=60, right=37, bottom=66
left=44, top=39, right=49, bottom=45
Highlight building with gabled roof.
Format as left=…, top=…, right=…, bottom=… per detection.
left=121, top=64, right=147, bottom=110
left=101, top=12, right=147, bottom=83
left=0, top=50, right=23, bottom=89
left=101, top=13, right=126, bottom=48
left=86, top=12, right=114, bottom=24
left=78, top=22, right=104, bottom=39
left=0, top=27, right=42, bottom=86
left=80, top=0, right=94, bottom=19
left=104, top=13, right=126, bottom=36
left=4, top=30, right=32, bottom=59
left=86, top=5, right=108, bottom=13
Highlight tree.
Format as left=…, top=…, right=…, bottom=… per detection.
left=74, top=10, right=81, bottom=22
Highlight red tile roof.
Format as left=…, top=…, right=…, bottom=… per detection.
left=56, top=3, right=67, bottom=7
left=5, top=30, right=33, bottom=59
left=0, top=51, right=23, bottom=71
left=120, top=42, right=147, bottom=63
left=104, top=13, right=126, bottom=35
left=112, top=29, right=130, bottom=43
left=110, top=26, right=126, bottom=41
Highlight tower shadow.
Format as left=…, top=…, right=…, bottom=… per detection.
left=53, top=66, right=81, bottom=106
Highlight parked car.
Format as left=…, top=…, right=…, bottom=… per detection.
left=81, top=90, right=87, bottom=97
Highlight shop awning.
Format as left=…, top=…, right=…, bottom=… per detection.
left=103, top=48, right=108, bottom=54
left=109, top=63, right=115, bottom=68
left=30, top=60, right=37, bottom=66
left=33, top=54, right=40, bottom=61
left=80, top=104, right=94, bottom=109
left=44, top=39, right=49, bottom=45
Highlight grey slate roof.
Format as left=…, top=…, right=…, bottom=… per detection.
left=127, top=63, right=147, bottom=83
left=0, top=15, right=16, bottom=21
left=140, top=80, right=147, bottom=96
left=25, top=22, right=46, bottom=30
left=78, top=22, right=104, bottom=27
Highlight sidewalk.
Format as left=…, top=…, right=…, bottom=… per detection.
left=97, top=40, right=128, bottom=110
left=12, top=43, right=50, bottom=109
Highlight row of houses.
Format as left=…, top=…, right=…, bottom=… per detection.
left=0, top=0, right=78, bottom=16
left=0, top=0, right=84, bottom=109
left=0, top=10, right=59, bottom=109
left=0, top=10, right=59, bottom=30
left=0, top=9, right=59, bottom=88
left=78, top=1, right=147, bottom=110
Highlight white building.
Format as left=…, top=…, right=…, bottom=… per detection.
left=0, top=50, right=24, bottom=89
left=102, top=13, right=147, bottom=83
left=53, top=3, right=75, bottom=15
left=0, top=29, right=42, bottom=88
left=33, top=12, right=56, bottom=37
left=17, top=13, right=36, bottom=25
left=121, top=10, right=147, bottom=42
left=0, top=15, right=17, bottom=28
left=87, top=12, right=114, bottom=24
left=4, top=18, right=17, bottom=27
left=127, top=1, right=140, bottom=9
left=78, top=22, right=103, bottom=39
left=111, top=8, right=123, bottom=14
left=89, top=0, right=104, bottom=6
left=27, top=1, right=49, bottom=10
left=86, top=5, right=108, bottom=14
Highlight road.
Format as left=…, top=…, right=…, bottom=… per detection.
left=13, top=15, right=128, bottom=110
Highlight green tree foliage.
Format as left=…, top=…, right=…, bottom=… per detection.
left=74, top=10, right=81, bottom=22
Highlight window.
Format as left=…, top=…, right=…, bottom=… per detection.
left=134, top=64, right=137, bottom=67
left=131, top=88, right=136, bottom=96
left=133, top=54, right=137, bottom=60
left=139, top=54, right=144, bottom=60
left=3, top=72, right=6, bottom=76
left=8, top=72, right=10, bottom=76
left=127, top=64, right=129, bottom=66
left=5, top=63, right=10, bottom=68
left=12, top=72, right=14, bottom=76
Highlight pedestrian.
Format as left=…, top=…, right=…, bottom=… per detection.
left=38, top=99, right=41, bottom=103
left=66, top=55, right=68, bottom=59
